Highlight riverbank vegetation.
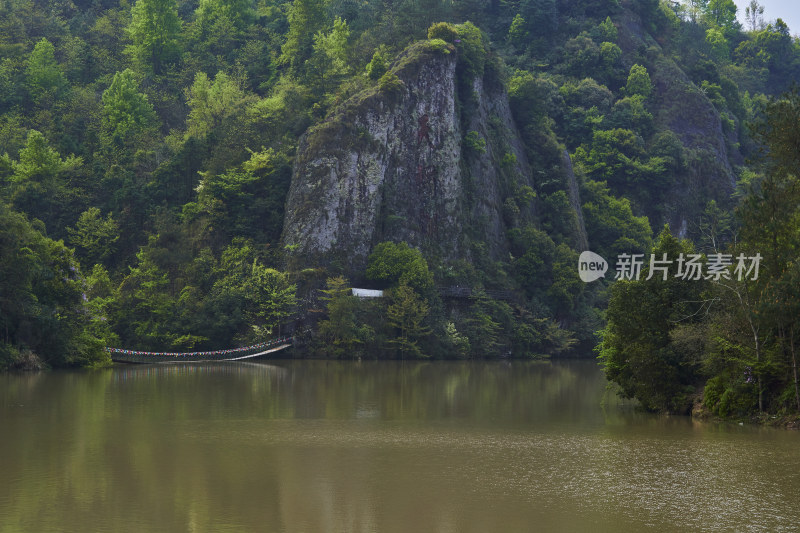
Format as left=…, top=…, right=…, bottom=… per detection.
left=0, top=0, right=798, bottom=420
left=600, top=88, right=800, bottom=417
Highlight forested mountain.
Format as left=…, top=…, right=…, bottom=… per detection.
left=1, top=0, right=798, bottom=418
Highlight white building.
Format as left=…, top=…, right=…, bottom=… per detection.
left=351, top=288, right=384, bottom=298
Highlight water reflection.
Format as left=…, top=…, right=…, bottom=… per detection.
left=1, top=360, right=799, bottom=532
left=111, top=361, right=289, bottom=382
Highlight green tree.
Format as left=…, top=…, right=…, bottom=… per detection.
left=581, top=179, right=652, bottom=259
left=25, top=38, right=67, bottom=103
left=625, top=64, right=652, bottom=98
left=126, top=0, right=182, bottom=74
left=67, top=208, right=120, bottom=267
left=454, top=21, right=487, bottom=79
left=703, top=0, right=739, bottom=33
left=562, top=34, right=600, bottom=78
left=317, top=276, right=373, bottom=358
left=649, top=130, right=687, bottom=173
left=509, top=71, right=561, bottom=134
left=744, top=0, right=764, bottom=31
left=599, top=41, right=622, bottom=70
left=507, top=14, right=528, bottom=47
left=519, top=0, right=557, bottom=35
left=722, top=123, right=800, bottom=412
left=12, top=130, right=80, bottom=183
left=195, top=239, right=257, bottom=346
left=574, top=128, right=670, bottom=204
left=308, top=17, right=351, bottom=93
left=547, top=243, right=584, bottom=314
left=8, top=130, right=81, bottom=229
left=185, top=71, right=247, bottom=138
left=117, top=245, right=181, bottom=349
left=599, top=226, right=707, bottom=413
left=753, top=87, right=800, bottom=178
left=366, top=241, right=434, bottom=294
left=386, top=283, right=431, bottom=358
left=606, top=95, right=653, bottom=136
left=245, top=262, right=297, bottom=339
left=279, top=0, right=327, bottom=76
left=101, top=69, right=157, bottom=144
left=0, top=203, right=110, bottom=369
left=190, top=147, right=292, bottom=244
left=190, top=0, right=254, bottom=66
left=509, top=225, right=556, bottom=297
left=84, top=264, right=121, bottom=353
left=194, top=0, right=253, bottom=35
left=366, top=47, right=390, bottom=80
left=593, top=16, right=618, bottom=42
left=427, top=21, right=459, bottom=42
left=464, top=290, right=505, bottom=357
left=443, top=321, right=470, bottom=358
left=316, top=17, right=350, bottom=75
left=705, top=27, right=729, bottom=61
left=512, top=308, right=576, bottom=358
left=686, top=0, right=709, bottom=23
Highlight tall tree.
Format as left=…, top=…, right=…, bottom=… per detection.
left=126, top=0, right=182, bottom=74
left=191, top=0, right=254, bottom=61
left=67, top=208, right=120, bottom=267
left=279, top=0, right=327, bottom=76
left=245, top=262, right=297, bottom=339
left=704, top=0, right=739, bottom=33
left=316, top=276, right=373, bottom=358
left=101, top=69, right=157, bottom=144
left=625, top=64, right=652, bottom=98
left=308, top=16, right=351, bottom=93
left=194, top=0, right=254, bottom=35
left=26, top=38, right=67, bottom=104
left=599, top=227, right=707, bottom=413
left=185, top=71, right=247, bottom=138
left=685, top=0, right=708, bottom=23
left=386, top=283, right=431, bottom=359
left=8, top=130, right=81, bottom=229
left=744, top=0, right=765, bottom=31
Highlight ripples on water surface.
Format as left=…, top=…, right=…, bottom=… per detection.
left=1, top=360, right=799, bottom=532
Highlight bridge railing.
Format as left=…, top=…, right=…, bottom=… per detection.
left=107, top=336, right=294, bottom=363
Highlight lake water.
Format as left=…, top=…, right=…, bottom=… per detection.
left=1, top=360, right=799, bottom=532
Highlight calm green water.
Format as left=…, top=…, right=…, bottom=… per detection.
left=1, top=360, right=799, bottom=532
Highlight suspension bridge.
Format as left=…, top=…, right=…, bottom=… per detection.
left=107, top=335, right=294, bottom=364
left=106, top=284, right=517, bottom=364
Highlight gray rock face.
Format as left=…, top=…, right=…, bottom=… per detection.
left=282, top=42, right=535, bottom=276
left=562, top=150, right=589, bottom=251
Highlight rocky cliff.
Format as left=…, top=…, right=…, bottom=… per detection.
left=282, top=40, right=540, bottom=277
left=282, top=20, right=741, bottom=278
left=617, top=11, right=739, bottom=235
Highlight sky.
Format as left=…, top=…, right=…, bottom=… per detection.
left=732, top=0, right=800, bottom=35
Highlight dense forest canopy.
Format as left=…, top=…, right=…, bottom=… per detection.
left=0, top=0, right=798, bottom=418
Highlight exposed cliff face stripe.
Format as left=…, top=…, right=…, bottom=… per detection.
left=563, top=150, right=589, bottom=251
